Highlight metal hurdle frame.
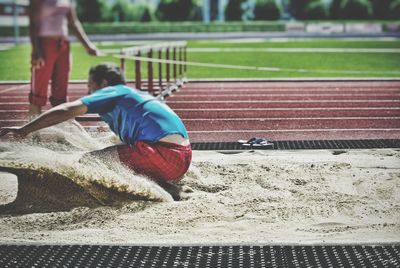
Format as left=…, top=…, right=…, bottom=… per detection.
left=118, top=41, right=188, bottom=99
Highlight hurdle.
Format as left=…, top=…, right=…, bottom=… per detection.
left=117, top=41, right=188, bottom=99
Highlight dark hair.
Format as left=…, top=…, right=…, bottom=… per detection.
left=89, top=63, right=126, bottom=87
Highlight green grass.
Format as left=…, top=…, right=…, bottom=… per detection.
left=0, top=21, right=286, bottom=37
left=0, top=39, right=399, bottom=81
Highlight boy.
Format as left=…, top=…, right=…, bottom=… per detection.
left=1, top=63, right=192, bottom=199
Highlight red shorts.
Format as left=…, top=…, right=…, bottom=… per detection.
left=117, top=141, right=192, bottom=182
left=30, top=37, right=70, bottom=107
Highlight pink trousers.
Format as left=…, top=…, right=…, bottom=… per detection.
left=30, top=37, right=70, bottom=107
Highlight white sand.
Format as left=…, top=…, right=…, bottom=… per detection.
left=0, top=148, right=399, bottom=245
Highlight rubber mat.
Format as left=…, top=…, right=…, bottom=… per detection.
left=191, top=139, right=400, bottom=150
left=0, top=244, right=399, bottom=267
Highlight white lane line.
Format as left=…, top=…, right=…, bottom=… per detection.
left=184, top=84, right=400, bottom=88
left=170, top=93, right=400, bottom=97
left=75, top=126, right=400, bottom=132
left=178, top=90, right=400, bottom=94
left=2, top=107, right=400, bottom=113
left=7, top=117, right=396, bottom=122
left=4, top=100, right=400, bottom=105
left=0, top=102, right=34, bottom=104
left=188, top=48, right=400, bottom=53
left=0, top=84, right=29, bottom=94
left=167, top=100, right=400, bottom=103
left=2, top=115, right=400, bottom=122
left=187, top=81, right=400, bottom=85
left=112, top=53, right=400, bottom=75
left=71, top=126, right=400, bottom=133
left=3, top=93, right=400, bottom=99
left=3, top=116, right=399, bottom=121
left=215, top=37, right=399, bottom=43
left=188, top=128, right=400, bottom=133
left=182, top=88, right=400, bottom=92
left=0, top=44, right=13, bottom=50
left=173, top=107, right=400, bottom=111
left=182, top=117, right=400, bottom=121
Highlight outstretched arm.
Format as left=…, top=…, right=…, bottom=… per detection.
left=0, top=100, right=88, bottom=138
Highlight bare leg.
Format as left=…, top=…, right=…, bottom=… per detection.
left=28, top=104, right=42, bottom=143
left=156, top=180, right=194, bottom=201
left=156, top=180, right=183, bottom=201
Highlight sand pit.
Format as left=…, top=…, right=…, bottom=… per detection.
left=0, top=146, right=399, bottom=245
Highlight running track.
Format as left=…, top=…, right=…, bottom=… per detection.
left=0, top=80, right=399, bottom=143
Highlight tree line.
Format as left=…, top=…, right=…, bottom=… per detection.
left=76, top=0, right=400, bottom=23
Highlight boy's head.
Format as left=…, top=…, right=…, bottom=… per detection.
left=87, top=63, right=126, bottom=93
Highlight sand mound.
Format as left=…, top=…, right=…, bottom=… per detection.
left=0, top=121, right=174, bottom=213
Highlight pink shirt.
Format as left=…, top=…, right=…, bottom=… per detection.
left=38, top=0, right=72, bottom=38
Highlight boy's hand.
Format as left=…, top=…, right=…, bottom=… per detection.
left=0, top=127, right=27, bottom=138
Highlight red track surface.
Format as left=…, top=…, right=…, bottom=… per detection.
left=0, top=80, right=399, bottom=142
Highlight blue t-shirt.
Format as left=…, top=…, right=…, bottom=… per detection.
left=80, top=85, right=188, bottom=144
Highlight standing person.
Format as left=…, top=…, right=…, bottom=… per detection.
left=29, top=0, right=99, bottom=118
left=0, top=63, right=192, bottom=200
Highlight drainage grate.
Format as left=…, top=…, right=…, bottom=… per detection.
left=0, top=245, right=399, bottom=267
left=191, top=139, right=400, bottom=150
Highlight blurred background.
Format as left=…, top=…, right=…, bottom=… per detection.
left=0, top=0, right=399, bottom=81
left=0, top=0, right=399, bottom=40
